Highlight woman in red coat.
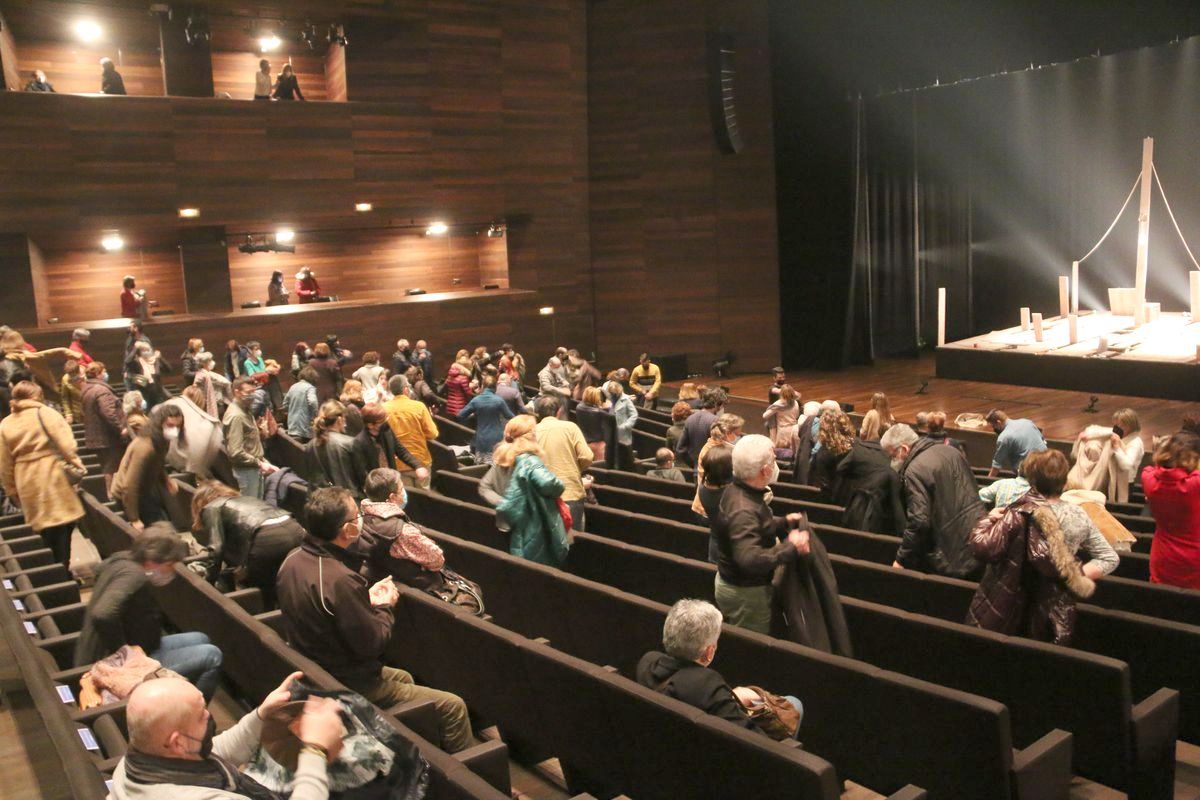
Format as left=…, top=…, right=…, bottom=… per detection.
left=442, top=362, right=474, bottom=417
left=1142, top=432, right=1200, bottom=590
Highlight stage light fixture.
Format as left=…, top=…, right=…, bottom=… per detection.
left=184, top=12, right=210, bottom=46
left=354, top=202, right=373, bottom=212
left=275, top=228, right=295, bottom=243
left=178, top=207, right=200, bottom=218
left=100, top=233, right=124, bottom=252
left=74, top=19, right=102, bottom=43
left=539, top=306, right=555, bottom=316
left=300, top=22, right=319, bottom=50
left=328, top=23, right=348, bottom=46
left=426, top=221, right=448, bottom=236
left=259, top=34, right=281, bottom=52
left=486, top=224, right=505, bottom=238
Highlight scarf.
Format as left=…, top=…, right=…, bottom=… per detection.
left=124, top=750, right=282, bottom=800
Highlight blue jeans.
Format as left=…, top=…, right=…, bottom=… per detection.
left=152, top=632, right=223, bottom=700
left=783, top=695, right=804, bottom=736
left=233, top=466, right=263, bottom=499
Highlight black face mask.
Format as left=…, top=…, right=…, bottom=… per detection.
left=182, top=714, right=217, bottom=759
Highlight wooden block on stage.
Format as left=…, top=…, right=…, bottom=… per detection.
left=1071, top=261, right=1080, bottom=313
left=1020, top=307, right=1031, bottom=331
left=1146, top=302, right=1161, bottom=322
left=1097, top=335, right=1108, bottom=353
left=1108, top=287, right=1137, bottom=316
left=1032, top=312, right=1044, bottom=342
left=1191, top=272, right=1200, bottom=319
left=1068, top=314, right=1078, bottom=344
left=1058, top=276, right=1069, bottom=317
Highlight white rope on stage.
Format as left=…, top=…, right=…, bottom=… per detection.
left=1076, top=172, right=1141, bottom=263
left=1151, top=162, right=1200, bottom=271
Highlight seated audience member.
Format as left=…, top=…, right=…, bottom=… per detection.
left=285, top=366, right=320, bottom=442
left=711, top=435, right=809, bottom=634
left=495, top=414, right=571, bottom=566
left=100, top=57, right=126, bottom=94
left=353, top=351, right=390, bottom=405
left=353, top=404, right=427, bottom=489
left=458, top=376, right=514, bottom=463
left=356, top=468, right=448, bottom=590
left=112, top=404, right=184, bottom=531
left=277, top=487, right=474, bottom=752
left=979, top=473, right=1032, bottom=509
left=968, top=450, right=1117, bottom=645
left=111, top=673, right=344, bottom=800
left=123, top=390, right=148, bottom=437
left=60, top=359, right=85, bottom=424
left=676, top=387, right=726, bottom=468
left=665, top=400, right=693, bottom=455
left=882, top=423, right=984, bottom=579
left=82, top=361, right=125, bottom=493
left=267, top=268, right=290, bottom=303
left=24, top=69, right=55, bottom=92
left=295, top=267, right=321, bottom=303
left=628, top=353, right=662, bottom=409
left=339, top=380, right=366, bottom=436
left=678, top=382, right=702, bottom=409
left=858, top=392, right=895, bottom=442
left=649, top=447, right=686, bottom=482
left=242, top=341, right=267, bottom=376
left=74, top=526, right=223, bottom=699
left=306, top=401, right=362, bottom=499
left=767, top=367, right=787, bottom=404
left=691, top=414, right=744, bottom=522
left=533, top=394, right=593, bottom=531
left=762, top=384, right=800, bottom=453
left=986, top=409, right=1047, bottom=477
left=384, top=375, right=439, bottom=489
left=1143, top=432, right=1200, bottom=589
left=273, top=63, right=306, bottom=100
left=194, top=351, right=232, bottom=417
left=68, top=327, right=94, bottom=365
left=638, top=599, right=803, bottom=736
left=1070, top=407, right=1145, bottom=504
left=191, top=480, right=304, bottom=606
left=224, top=376, right=276, bottom=498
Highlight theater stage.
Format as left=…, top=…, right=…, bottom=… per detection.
left=935, top=311, right=1200, bottom=402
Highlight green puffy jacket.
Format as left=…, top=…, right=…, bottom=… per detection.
left=496, top=452, right=569, bottom=567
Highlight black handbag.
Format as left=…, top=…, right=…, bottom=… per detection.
left=428, top=569, right=485, bottom=616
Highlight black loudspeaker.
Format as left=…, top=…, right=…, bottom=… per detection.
left=707, top=31, right=743, bottom=154
left=655, top=353, right=689, bottom=382
left=406, top=288, right=427, bottom=296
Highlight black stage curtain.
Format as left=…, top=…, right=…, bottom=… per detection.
left=845, top=35, right=1200, bottom=362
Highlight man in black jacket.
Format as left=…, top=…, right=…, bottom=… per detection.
left=675, top=387, right=727, bottom=468
left=881, top=424, right=985, bottom=578
left=74, top=526, right=224, bottom=699
left=276, top=487, right=474, bottom=752
left=711, top=434, right=809, bottom=634
left=637, top=599, right=803, bottom=734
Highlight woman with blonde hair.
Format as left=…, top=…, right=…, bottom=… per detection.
left=692, top=413, right=745, bottom=521
left=813, top=410, right=856, bottom=496
left=492, top=415, right=569, bottom=566
left=0, top=381, right=85, bottom=568
left=575, top=385, right=614, bottom=465
left=305, top=400, right=362, bottom=498
left=763, top=384, right=801, bottom=453
left=339, top=379, right=366, bottom=436
left=677, top=382, right=702, bottom=409
left=122, top=390, right=148, bottom=438
left=1069, top=407, right=1145, bottom=503
left=858, top=392, right=895, bottom=442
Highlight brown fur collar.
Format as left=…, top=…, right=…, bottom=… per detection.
left=1032, top=506, right=1096, bottom=599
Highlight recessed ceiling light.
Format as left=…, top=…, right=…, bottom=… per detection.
left=426, top=221, right=448, bottom=236
left=100, top=233, right=124, bottom=251
left=178, top=207, right=200, bottom=218
left=354, top=202, right=373, bottom=212
left=259, top=34, right=281, bottom=52
left=74, top=19, right=102, bottom=43
left=275, top=228, right=295, bottom=243
left=539, top=306, right=555, bottom=316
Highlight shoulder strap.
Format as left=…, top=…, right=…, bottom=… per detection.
left=36, top=409, right=68, bottom=462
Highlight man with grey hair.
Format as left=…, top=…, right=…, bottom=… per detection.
left=68, top=328, right=94, bottom=365
left=637, top=599, right=803, bottom=735
left=538, top=356, right=572, bottom=399
left=711, top=434, right=809, bottom=633
left=881, top=423, right=984, bottom=578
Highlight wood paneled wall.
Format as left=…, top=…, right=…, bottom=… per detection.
left=35, top=246, right=186, bottom=323
left=0, top=10, right=19, bottom=92
left=227, top=229, right=497, bottom=308
left=587, top=0, right=781, bottom=372
left=18, top=42, right=164, bottom=95
left=210, top=52, right=327, bottom=101
left=324, top=43, right=347, bottom=102
left=479, top=234, right=509, bottom=288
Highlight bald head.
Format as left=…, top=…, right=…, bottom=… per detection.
left=127, top=678, right=207, bottom=757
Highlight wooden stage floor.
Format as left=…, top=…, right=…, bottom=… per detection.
left=666, top=354, right=1200, bottom=443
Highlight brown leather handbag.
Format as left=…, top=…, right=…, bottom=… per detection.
left=741, top=685, right=801, bottom=741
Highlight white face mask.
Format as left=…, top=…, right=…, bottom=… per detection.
left=769, top=462, right=780, bottom=486
left=163, top=427, right=180, bottom=441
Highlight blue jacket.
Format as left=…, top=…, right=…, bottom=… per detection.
left=611, top=393, right=638, bottom=446
left=457, top=388, right=514, bottom=457
left=495, top=453, right=568, bottom=567
left=284, top=380, right=318, bottom=439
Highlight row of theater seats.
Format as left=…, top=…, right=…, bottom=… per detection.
left=415, top=472, right=1181, bottom=799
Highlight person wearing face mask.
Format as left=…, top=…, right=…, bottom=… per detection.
left=242, top=340, right=267, bottom=376
left=112, top=405, right=186, bottom=531
left=276, top=487, right=476, bottom=752
left=711, top=435, right=810, bottom=635
left=111, top=671, right=344, bottom=800
left=190, top=480, right=304, bottom=608
left=881, top=423, right=985, bottom=579
left=351, top=404, right=426, bottom=491
left=305, top=401, right=362, bottom=499
left=81, top=361, right=127, bottom=493
left=74, top=526, right=224, bottom=699
left=355, top=468, right=449, bottom=590
left=224, top=376, right=277, bottom=498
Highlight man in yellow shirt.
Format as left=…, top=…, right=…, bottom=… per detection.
left=383, top=375, right=439, bottom=489
left=533, top=395, right=593, bottom=531
left=629, top=353, right=662, bottom=410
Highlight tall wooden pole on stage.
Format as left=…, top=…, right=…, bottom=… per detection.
left=1071, top=261, right=1079, bottom=313
left=1058, top=276, right=1069, bottom=317
left=1191, top=272, right=1200, bottom=320
left=1134, top=137, right=1154, bottom=324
